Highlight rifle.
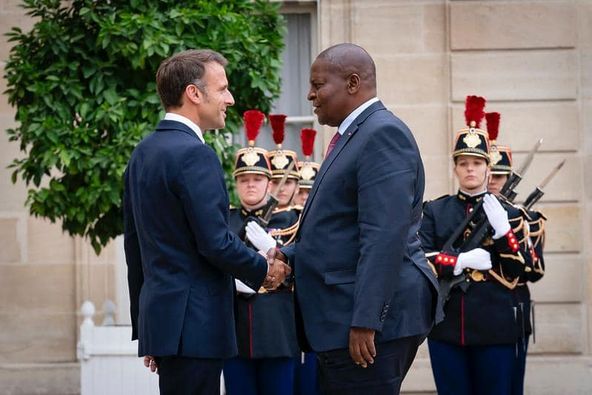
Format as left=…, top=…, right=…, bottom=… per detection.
left=523, top=160, right=565, bottom=210
left=437, top=139, right=543, bottom=306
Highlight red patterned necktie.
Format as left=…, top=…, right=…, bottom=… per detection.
left=325, top=132, right=341, bottom=158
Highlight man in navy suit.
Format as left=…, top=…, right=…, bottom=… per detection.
left=123, top=49, right=290, bottom=395
left=254, top=43, right=441, bottom=395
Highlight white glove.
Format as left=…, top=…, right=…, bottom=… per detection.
left=245, top=221, right=277, bottom=252
left=483, top=194, right=511, bottom=239
left=235, top=279, right=256, bottom=294
left=454, top=248, right=492, bottom=275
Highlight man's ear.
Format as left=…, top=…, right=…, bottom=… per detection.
left=346, top=73, right=361, bottom=94
left=185, top=84, right=201, bottom=105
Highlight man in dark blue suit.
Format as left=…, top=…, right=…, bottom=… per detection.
left=123, top=49, right=290, bottom=395
left=255, top=44, right=441, bottom=395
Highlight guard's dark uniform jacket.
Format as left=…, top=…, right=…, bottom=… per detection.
left=420, top=191, right=531, bottom=346
left=514, top=209, right=546, bottom=337
left=229, top=205, right=300, bottom=359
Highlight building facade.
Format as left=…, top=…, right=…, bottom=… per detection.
left=0, top=0, right=591, bottom=393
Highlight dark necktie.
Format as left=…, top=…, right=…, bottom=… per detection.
left=325, top=132, right=341, bottom=158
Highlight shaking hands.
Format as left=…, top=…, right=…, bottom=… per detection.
left=245, top=221, right=291, bottom=290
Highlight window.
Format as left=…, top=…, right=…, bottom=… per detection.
left=236, top=5, right=320, bottom=162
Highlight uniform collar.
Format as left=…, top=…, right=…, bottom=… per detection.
left=456, top=189, right=487, bottom=204
left=240, top=206, right=265, bottom=218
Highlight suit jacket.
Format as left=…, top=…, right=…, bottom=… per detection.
left=123, top=120, right=267, bottom=359
left=283, top=101, right=441, bottom=352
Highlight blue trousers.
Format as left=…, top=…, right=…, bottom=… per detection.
left=511, top=335, right=529, bottom=395
left=223, top=356, right=295, bottom=395
left=428, top=339, right=516, bottom=395
left=294, top=352, right=320, bottom=395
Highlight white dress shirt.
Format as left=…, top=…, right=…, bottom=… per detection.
left=164, top=112, right=205, bottom=143
left=337, top=97, right=380, bottom=136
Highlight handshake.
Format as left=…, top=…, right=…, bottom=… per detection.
left=244, top=221, right=291, bottom=291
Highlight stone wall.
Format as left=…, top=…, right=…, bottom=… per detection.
left=0, top=2, right=118, bottom=393
left=1, top=0, right=591, bottom=393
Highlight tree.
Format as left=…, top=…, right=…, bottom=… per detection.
left=4, top=0, right=285, bottom=253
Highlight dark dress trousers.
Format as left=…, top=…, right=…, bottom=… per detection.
left=283, top=101, right=441, bottom=394
left=123, top=120, right=268, bottom=394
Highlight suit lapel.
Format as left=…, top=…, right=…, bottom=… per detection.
left=299, top=101, right=386, bottom=225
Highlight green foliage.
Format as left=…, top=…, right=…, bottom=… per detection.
left=4, top=0, right=285, bottom=253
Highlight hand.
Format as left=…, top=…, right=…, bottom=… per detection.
left=263, top=247, right=291, bottom=290
left=144, top=355, right=158, bottom=374
left=455, top=248, right=492, bottom=275
left=349, top=327, right=376, bottom=368
left=483, top=194, right=511, bottom=239
left=246, top=221, right=277, bottom=252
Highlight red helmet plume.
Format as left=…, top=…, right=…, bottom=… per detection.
left=269, top=114, right=287, bottom=146
left=300, top=128, right=317, bottom=158
left=485, top=112, right=501, bottom=142
left=243, top=110, right=266, bottom=145
left=464, top=95, right=486, bottom=128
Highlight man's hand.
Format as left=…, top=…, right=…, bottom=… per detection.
left=144, top=355, right=158, bottom=374
left=349, top=327, right=376, bottom=368
left=263, top=247, right=291, bottom=290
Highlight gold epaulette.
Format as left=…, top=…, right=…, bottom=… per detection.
left=423, top=194, right=449, bottom=206
left=516, top=205, right=533, bottom=221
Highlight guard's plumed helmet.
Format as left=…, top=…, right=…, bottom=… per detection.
left=297, top=128, right=320, bottom=189
left=266, top=114, right=300, bottom=180
left=452, top=95, right=490, bottom=163
left=233, top=110, right=271, bottom=178
left=486, top=112, right=512, bottom=175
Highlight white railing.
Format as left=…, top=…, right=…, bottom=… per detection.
left=77, top=300, right=227, bottom=395
left=77, top=300, right=159, bottom=395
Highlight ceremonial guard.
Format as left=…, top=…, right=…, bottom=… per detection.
left=223, top=110, right=300, bottom=395
left=485, top=112, right=546, bottom=395
left=419, top=96, right=530, bottom=395
left=267, top=114, right=301, bottom=212
left=294, top=128, right=320, bottom=207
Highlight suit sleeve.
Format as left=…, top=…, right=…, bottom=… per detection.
left=351, top=122, right=418, bottom=331
left=419, top=202, right=457, bottom=279
left=179, top=144, right=268, bottom=290
left=123, top=168, right=143, bottom=341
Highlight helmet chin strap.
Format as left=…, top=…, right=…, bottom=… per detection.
left=481, top=167, right=491, bottom=192
left=241, top=182, right=270, bottom=210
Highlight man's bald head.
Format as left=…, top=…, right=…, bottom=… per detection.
left=308, top=43, right=378, bottom=126
left=316, top=43, right=377, bottom=92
